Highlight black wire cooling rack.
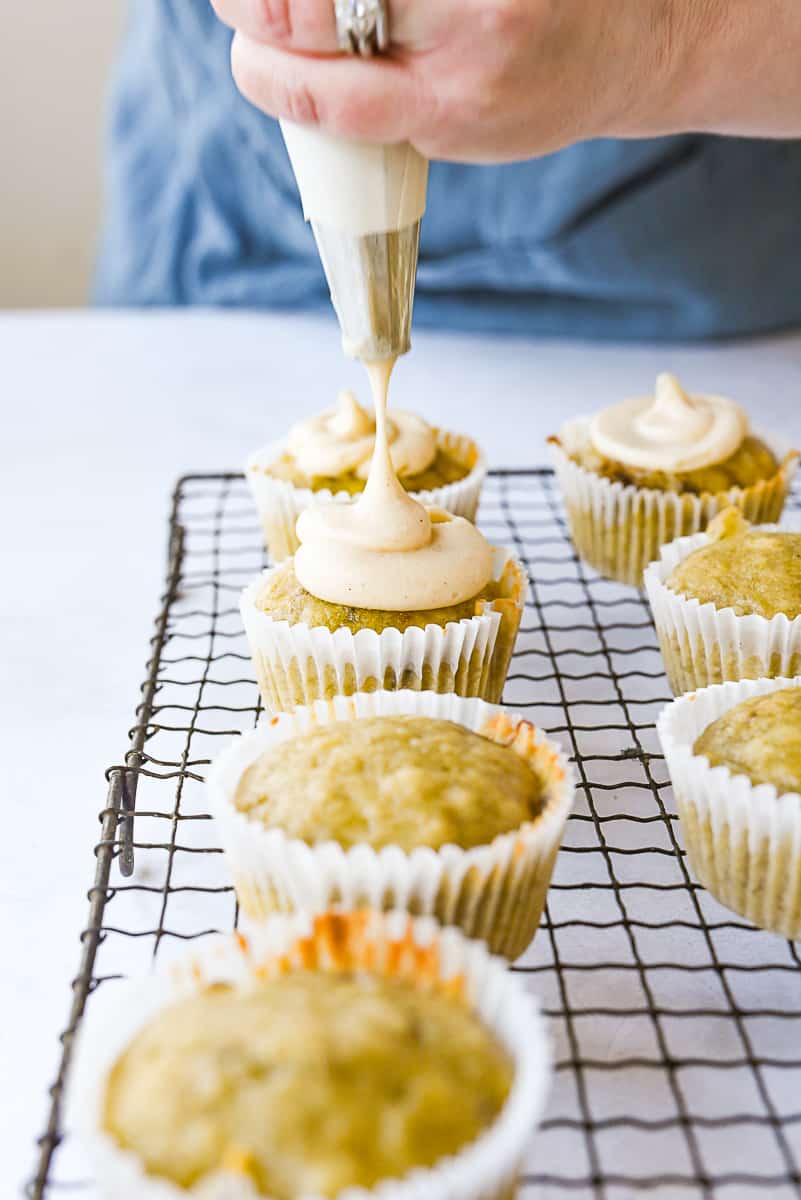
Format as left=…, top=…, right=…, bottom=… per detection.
left=29, top=469, right=801, bottom=1200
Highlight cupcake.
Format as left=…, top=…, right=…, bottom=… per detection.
left=658, top=677, right=801, bottom=937
left=68, top=911, right=551, bottom=1200
left=245, top=360, right=525, bottom=714
left=241, top=537, right=525, bottom=713
left=208, top=690, right=574, bottom=960
left=644, top=509, right=801, bottom=694
left=247, top=389, right=485, bottom=561
left=548, top=372, right=798, bottom=586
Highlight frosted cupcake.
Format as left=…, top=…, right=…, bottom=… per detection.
left=247, top=389, right=485, bottom=561
left=645, top=509, right=801, bottom=694
left=68, top=911, right=551, bottom=1200
left=244, top=359, right=524, bottom=713
left=241, top=535, right=524, bottom=713
left=209, top=690, right=574, bottom=960
left=658, top=677, right=801, bottom=937
left=549, top=373, right=797, bottom=586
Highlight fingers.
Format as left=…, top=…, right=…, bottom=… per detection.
left=211, top=0, right=337, bottom=51
left=231, top=32, right=432, bottom=141
left=212, top=0, right=439, bottom=53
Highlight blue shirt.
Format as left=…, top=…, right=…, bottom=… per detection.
left=96, top=0, right=801, bottom=340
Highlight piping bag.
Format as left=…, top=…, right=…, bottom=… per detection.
left=281, top=122, right=429, bottom=362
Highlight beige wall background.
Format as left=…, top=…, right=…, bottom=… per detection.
left=0, top=1, right=126, bottom=308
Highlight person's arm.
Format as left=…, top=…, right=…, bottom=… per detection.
left=210, top=0, right=801, bottom=163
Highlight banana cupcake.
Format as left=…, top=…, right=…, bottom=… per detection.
left=644, top=509, right=801, bottom=694
left=68, top=911, right=551, bottom=1200
left=243, top=358, right=524, bottom=711
left=548, top=373, right=797, bottom=586
left=209, top=690, right=574, bottom=960
left=247, top=389, right=485, bottom=561
left=241, top=525, right=525, bottom=712
left=658, top=677, right=801, bottom=937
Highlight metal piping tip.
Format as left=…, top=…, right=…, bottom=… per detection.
left=311, top=219, right=422, bottom=361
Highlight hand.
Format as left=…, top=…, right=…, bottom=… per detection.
left=211, top=0, right=801, bottom=163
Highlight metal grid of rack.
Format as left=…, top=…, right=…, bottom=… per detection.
left=30, top=469, right=801, bottom=1199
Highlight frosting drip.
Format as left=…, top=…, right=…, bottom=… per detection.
left=589, top=374, right=748, bottom=472
left=288, top=389, right=437, bottom=480
left=294, top=360, right=493, bottom=611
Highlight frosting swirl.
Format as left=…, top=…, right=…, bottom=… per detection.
left=294, top=360, right=493, bottom=611
left=295, top=505, right=493, bottom=610
left=288, top=390, right=437, bottom=480
left=589, top=374, right=748, bottom=472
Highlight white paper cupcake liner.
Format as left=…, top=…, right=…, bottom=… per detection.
left=644, top=520, right=801, bottom=695
left=208, top=690, right=575, bottom=960
left=658, top=676, right=801, bottom=937
left=549, top=418, right=798, bottom=587
left=247, top=432, right=487, bottom=562
left=241, top=546, right=526, bottom=714
left=66, top=910, right=551, bottom=1200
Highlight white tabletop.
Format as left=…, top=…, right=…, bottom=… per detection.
left=3, top=310, right=801, bottom=1196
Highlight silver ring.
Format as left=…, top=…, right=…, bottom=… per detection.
left=334, top=0, right=389, bottom=56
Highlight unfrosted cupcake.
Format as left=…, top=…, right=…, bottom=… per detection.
left=209, top=690, right=574, bottom=960
left=247, top=389, right=485, bottom=561
left=658, top=677, right=801, bottom=937
left=241, top=531, right=525, bottom=713
left=549, top=373, right=797, bottom=586
left=68, top=911, right=551, bottom=1200
left=645, top=509, right=801, bottom=694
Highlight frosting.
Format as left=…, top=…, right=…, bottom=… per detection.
left=287, top=389, right=437, bottom=480
left=589, top=374, right=748, bottom=472
left=295, top=505, right=493, bottom=610
left=294, top=360, right=493, bottom=611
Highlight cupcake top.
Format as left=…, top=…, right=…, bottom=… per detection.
left=693, top=686, right=801, bottom=795
left=590, top=373, right=748, bottom=473
left=559, top=373, right=783, bottom=495
left=265, top=389, right=472, bottom=496
left=233, top=714, right=546, bottom=851
left=255, top=554, right=505, bottom=632
left=103, top=970, right=513, bottom=1198
left=289, top=390, right=436, bottom=481
left=289, top=359, right=496, bottom=615
left=666, top=509, right=801, bottom=618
